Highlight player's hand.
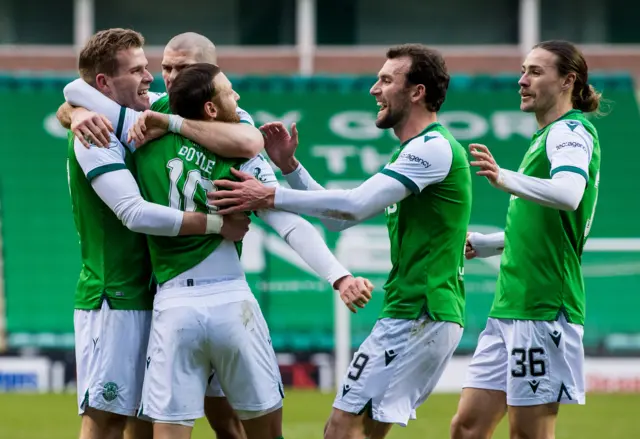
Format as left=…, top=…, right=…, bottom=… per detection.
left=334, top=276, right=374, bottom=313
left=469, top=144, right=502, bottom=186
left=71, top=108, right=113, bottom=148
left=465, top=232, right=478, bottom=260
left=220, top=212, right=251, bottom=242
left=127, top=110, right=169, bottom=148
left=209, top=168, right=276, bottom=214
left=466, top=232, right=504, bottom=259
left=259, top=122, right=300, bottom=174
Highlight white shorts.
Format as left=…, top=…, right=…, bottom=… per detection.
left=138, top=282, right=283, bottom=423
left=463, top=315, right=585, bottom=406
left=333, top=314, right=463, bottom=426
left=74, top=300, right=152, bottom=417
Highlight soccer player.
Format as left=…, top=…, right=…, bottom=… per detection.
left=58, top=31, right=266, bottom=439
left=208, top=44, right=472, bottom=439
left=450, top=40, right=602, bottom=439
left=63, top=29, right=258, bottom=439
left=127, top=62, right=372, bottom=439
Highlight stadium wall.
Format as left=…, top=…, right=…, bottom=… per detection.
left=4, top=46, right=640, bottom=78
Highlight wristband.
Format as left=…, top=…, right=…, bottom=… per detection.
left=205, top=214, right=223, bottom=234
left=168, top=114, right=184, bottom=134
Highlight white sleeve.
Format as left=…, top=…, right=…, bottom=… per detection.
left=498, top=169, right=586, bottom=211
left=239, top=154, right=279, bottom=187
left=236, top=106, right=255, bottom=126
left=468, top=232, right=505, bottom=258
left=64, top=78, right=141, bottom=150
left=74, top=134, right=127, bottom=181
left=546, top=120, right=593, bottom=183
left=381, top=133, right=453, bottom=194
left=283, top=163, right=326, bottom=192
left=283, top=163, right=358, bottom=231
left=91, top=169, right=183, bottom=236
left=257, top=209, right=351, bottom=287
left=274, top=173, right=411, bottom=226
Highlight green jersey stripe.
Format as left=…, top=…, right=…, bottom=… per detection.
left=86, top=163, right=127, bottom=181
left=380, top=169, right=420, bottom=195
left=115, top=106, right=127, bottom=140
left=550, top=165, right=589, bottom=182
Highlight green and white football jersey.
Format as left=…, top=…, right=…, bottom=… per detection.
left=67, top=133, right=153, bottom=310
left=379, top=122, right=472, bottom=325
left=491, top=110, right=601, bottom=325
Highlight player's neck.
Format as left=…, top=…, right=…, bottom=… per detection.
left=393, top=108, right=438, bottom=144
left=535, top=101, right=574, bottom=130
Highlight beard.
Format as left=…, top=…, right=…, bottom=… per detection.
left=215, top=101, right=241, bottom=124
left=375, top=98, right=410, bottom=129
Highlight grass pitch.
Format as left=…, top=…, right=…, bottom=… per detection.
left=1, top=390, right=638, bottom=438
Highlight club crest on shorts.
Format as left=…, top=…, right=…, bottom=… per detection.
left=102, top=382, right=119, bottom=402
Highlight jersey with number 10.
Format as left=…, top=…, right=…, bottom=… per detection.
left=134, top=132, right=245, bottom=284
left=134, top=96, right=247, bottom=283
left=491, top=110, right=601, bottom=325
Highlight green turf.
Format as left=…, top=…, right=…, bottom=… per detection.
left=1, top=390, right=638, bottom=438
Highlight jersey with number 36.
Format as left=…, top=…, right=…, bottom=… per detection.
left=491, top=110, right=601, bottom=325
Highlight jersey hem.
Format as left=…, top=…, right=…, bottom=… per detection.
left=488, top=310, right=584, bottom=325
left=378, top=310, right=463, bottom=326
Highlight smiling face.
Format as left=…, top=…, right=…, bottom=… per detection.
left=518, top=47, right=574, bottom=114
left=99, top=47, right=154, bottom=111
left=369, top=56, right=413, bottom=129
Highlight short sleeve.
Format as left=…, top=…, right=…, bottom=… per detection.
left=239, top=153, right=278, bottom=187
left=74, top=134, right=127, bottom=182
left=236, top=106, right=255, bottom=126
left=380, top=133, right=453, bottom=194
left=546, top=120, right=593, bottom=183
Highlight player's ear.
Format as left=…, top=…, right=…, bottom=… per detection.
left=412, top=84, right=425, bottom=104
left=95, top=74, right=108, bottom=91
left=204, top=101, right=217, bottom=119
left=563, top=72, right=576, bottom=92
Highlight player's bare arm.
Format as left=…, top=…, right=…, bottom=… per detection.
left=127, top=109, right=264, bottom=159
left=56, top=102, right=112, bottom=148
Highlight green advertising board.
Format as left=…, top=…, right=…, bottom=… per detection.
left=0, top=74, right=638, bottom=352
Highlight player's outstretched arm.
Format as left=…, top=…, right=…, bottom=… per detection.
left=259, top=122, right=358, bottom=230
left=209, top=134, right=455, bottom=227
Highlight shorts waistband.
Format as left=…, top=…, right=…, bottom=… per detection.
left=157, top=276, right=243, bottom=292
